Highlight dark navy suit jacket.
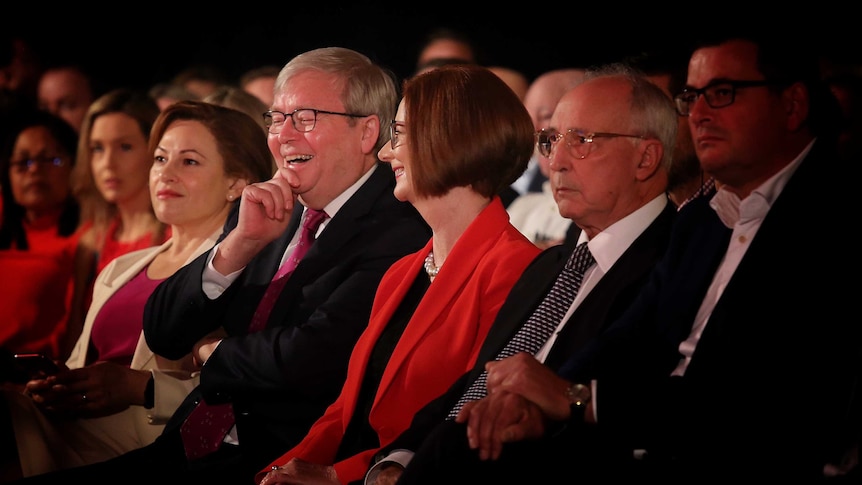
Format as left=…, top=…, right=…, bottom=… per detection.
left=143, top=164, right=430, bottom=467
left=560, top=138, right=861, bottom=481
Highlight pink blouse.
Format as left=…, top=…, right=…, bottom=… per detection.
left=90, top=266, right=165, bottom=365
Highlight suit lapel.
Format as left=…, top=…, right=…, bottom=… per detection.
left=687, top=142, right=822, bottom=372
left=464, top=242, right=572, bottom=384
left=264, top=165, right=394, bottom=327
left=545, top=203, right=676, bottom=368
left=245, top=211, right=302, bottom=287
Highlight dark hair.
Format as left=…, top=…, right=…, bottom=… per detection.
left=401, top=65, right=534, bottom=198
left=38, top=63, right=105, bottom=102
left=624, top=50, right=688, bottom=100
left=0, top=109, right=80, bottom=249
left=148, top=100, right=273, bottom=185
left=690, top=29, right=843, bottom=139
left=415, top=27, right=484, bottom=71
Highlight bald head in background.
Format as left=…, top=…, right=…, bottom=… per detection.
left=524, top=68, right=586, bottom=132
left=488, top=66, right=530, bottom=102
left=523, top=69, right=586, bottom=182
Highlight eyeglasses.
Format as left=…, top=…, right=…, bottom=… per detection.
left=262, top=108, right=369, bottom=134
left=535, top=129, right=645, bottom=159
left=673, top=80, right=780, bottom=116
left=389, top=120, right=406, bottom=149
left=9, top=156, right=66, bottom=173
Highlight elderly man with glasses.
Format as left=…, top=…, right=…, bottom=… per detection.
left=361, top=61, right=679, bottom=485
left=371, top=31, right=858, bottom=485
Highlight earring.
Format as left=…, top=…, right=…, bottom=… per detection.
left=227, top=194, right=234, bottom=201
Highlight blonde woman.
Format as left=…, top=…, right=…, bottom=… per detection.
left=66, top=89, right=167, bottom=358
left=3, top=101, right=273, bottom=479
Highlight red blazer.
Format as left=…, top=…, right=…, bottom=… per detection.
left=256, top=198, right=540, bottom=483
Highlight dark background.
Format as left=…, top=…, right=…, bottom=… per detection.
left=9, top=5, right=862, bottom=93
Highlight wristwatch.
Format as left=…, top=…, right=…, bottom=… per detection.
left=565, top=382, right=591, bottom=419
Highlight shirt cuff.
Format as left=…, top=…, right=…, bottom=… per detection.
left=364, top=449, right=414, bottom=485
left=202, top=243, right=243, bottom=299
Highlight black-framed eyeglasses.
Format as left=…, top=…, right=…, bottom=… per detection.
left=673, top=80, right=780, bottom=116
left=262, top=108, right=370, bottom=134
left=8, top=156, right=66, bottom=173
left=389, top=120, right=406, bottom=149
left=535, top=128, right=645, bottom=159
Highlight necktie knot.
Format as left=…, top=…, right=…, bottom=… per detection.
left=566, top=242, right=594, bottom=273
left=303, top=208, right=327, bottom=237
left=247, top=207, right=328, bottom=334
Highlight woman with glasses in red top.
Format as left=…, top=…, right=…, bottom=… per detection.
left=0, top=109, right=82, bottom=361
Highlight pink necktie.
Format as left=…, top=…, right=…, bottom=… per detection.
left=248, top=208, right=327, bottom=332
left=179, top=208, right=327, bottom=461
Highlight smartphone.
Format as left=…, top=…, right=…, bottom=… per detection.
left=13, top=353, right=61, bottom=379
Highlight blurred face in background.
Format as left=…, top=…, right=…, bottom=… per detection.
left=524, top=70, right=585, bottom=178
left=89, top=112, right=152, bottom=208
left=37, top=67, right=94, bottom=133
left=417, top=39, right=474, bottom=69
left=9, top=125, right=74, bottom=219
left=243, top=75, right=276, bottom=107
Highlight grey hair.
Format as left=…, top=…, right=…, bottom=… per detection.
left=274, top=47, right=399, bottom=152
left=583, top=63, right=678, bottom=171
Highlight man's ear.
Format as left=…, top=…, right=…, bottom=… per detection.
left=360, top=115, right=381, bottom=155
left=635, top=139, right=663, bottom=181
left=783, top=82, right=809, bottom=132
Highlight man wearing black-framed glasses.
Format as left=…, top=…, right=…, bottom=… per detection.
left=387, top=31, right=858, bottom=484
left=673, top=79, right=783, bottom=116
left=263, top=108, right=369, bottom=134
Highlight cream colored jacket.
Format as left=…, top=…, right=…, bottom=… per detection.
left=7, top=231, right=219, bottom=476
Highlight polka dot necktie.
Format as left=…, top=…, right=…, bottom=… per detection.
left=447, top=242, right=594, bottom=419
left=179, top=208, right=327, bottom=461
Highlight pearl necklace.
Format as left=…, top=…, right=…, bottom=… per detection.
left=424, top=251, right=440, bottom=278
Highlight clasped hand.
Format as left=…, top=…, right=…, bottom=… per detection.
left=454, top=352, right=574, bottom=460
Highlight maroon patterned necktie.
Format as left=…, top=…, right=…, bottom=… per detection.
left=179, top=208, right=327, bottom=460
left=248, top=208, right=327, bottom=332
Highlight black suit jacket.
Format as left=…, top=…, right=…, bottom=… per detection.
left=377, top=199, right=676, bottom=460
left=559, top=138, right=861, bottom=481
left=143, top=164, right=430, bottom=465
